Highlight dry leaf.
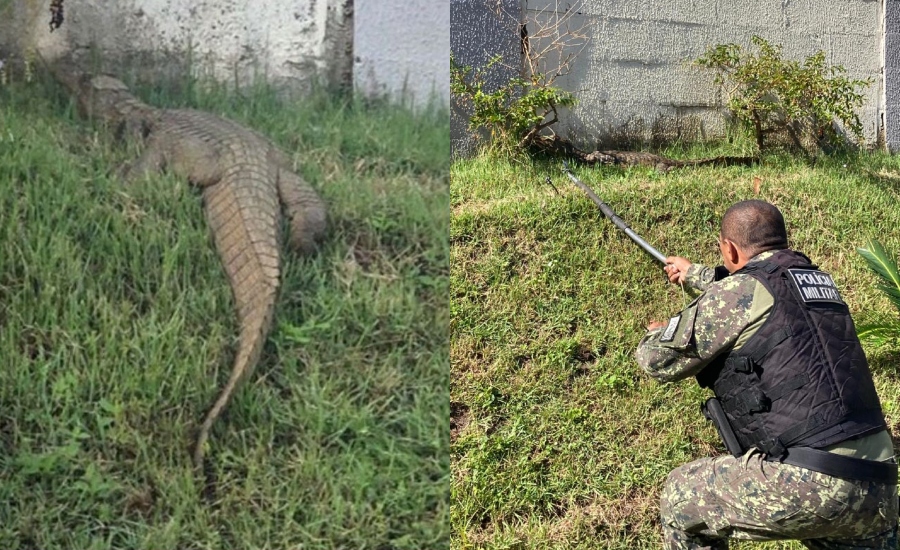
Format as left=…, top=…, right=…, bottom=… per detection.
left=752, top=176, right=762, bottom=195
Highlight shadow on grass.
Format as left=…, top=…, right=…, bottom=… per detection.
left=859, top=169, right=900, bottom=197
left=867, top=347, right=900, bottom=379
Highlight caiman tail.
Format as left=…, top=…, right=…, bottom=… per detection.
left=192, top=298, right=276, bottom=468
left=192, top=170, right=281, bottom=469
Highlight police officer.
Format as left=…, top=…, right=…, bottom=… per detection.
left=636, top=200, right=898, bottom=549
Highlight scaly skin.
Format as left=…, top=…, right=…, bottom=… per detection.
left=48, top=64, right=327, bottom=469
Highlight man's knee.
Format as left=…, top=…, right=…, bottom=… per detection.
left=660, top=455, right=736, bottom=533
left=660, top=460, right=706, bottom=525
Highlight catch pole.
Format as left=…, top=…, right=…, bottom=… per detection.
left=562, top=161, right=668, bottom=265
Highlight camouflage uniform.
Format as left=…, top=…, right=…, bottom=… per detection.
left=636, top=251, right=899, bottom=549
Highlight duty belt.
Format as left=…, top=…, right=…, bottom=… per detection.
left=772, top=446, right=898, bottom=485
left=702, top=398, right=898, bottom=484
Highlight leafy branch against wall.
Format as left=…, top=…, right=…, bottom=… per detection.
left=696, top=35, right=872, bottom=154
left=450, top=0, right=588, bottom=156
left=450, top=54, right=576, bottom=152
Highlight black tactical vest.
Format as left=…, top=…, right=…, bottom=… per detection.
left=695, top=249, right=887, bottom=457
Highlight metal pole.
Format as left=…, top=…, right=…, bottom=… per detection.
left=562, top=161, right=668, bottom=265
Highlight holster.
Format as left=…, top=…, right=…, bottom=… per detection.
left=701, top=397, right=744, bottom=457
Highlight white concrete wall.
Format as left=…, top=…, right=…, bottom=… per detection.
left=355, top=1, right=451, bottom=108
left=526, top=0, right=883, bottom=146
left=4, top=0, right=453, bottom=111
left=18, top=0, right=352, bottom=90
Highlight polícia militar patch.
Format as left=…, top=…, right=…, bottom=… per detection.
left=659, top=314, right=681, bottom=342
left=788, top=269, right=845, bottom=305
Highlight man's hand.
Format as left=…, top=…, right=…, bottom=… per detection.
left=664, top=256, right=692, bottom=284
left=646, top=320, right=667, bottom=331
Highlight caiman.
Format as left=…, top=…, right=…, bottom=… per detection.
left=529, top=135, right=759, bottom=173
left=583, top=150, right=758, bottom=173
left=46, top=61, right=328, bottom=469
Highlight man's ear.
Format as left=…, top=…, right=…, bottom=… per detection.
left=722, top=239, right=741, bottom=264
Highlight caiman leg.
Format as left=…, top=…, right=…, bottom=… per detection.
left=276, top=168, right=328, bottom=254
left=192, top=177, right=281, bottom=468
left=117, top=136, right=167, bottom=182
left=120, top=130, right=224, bottom=187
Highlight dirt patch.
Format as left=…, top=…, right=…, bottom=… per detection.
left=451, top=401, right=471, bottom=443
left=123, top=483, right=157, bottom=519
left=574, top=342, right=606, bottom=363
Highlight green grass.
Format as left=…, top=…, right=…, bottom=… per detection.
left=0, top=69, right=448, bottom=549
left=451, top=150, right=900, bottom=549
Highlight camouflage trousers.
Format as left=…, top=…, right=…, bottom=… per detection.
left=660, top=449, right=898, bottom=549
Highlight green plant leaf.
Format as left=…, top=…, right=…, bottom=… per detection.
left=857, top=239, right=900, bottom=312
left=855, top=323, right=900, bottom=346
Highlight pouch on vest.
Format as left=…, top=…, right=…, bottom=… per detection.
left=657, top=301, right=698, bottom=351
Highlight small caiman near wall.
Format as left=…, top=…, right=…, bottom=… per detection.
left=581, top=149, right=758, bottom=173
left=531, top=134, right=759, bottom=173
left=45, top=59, right=328, bottom=470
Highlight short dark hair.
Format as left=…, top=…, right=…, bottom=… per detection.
left=720, top=200, right=788, bottom=256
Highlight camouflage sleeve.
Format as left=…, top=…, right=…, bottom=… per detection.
left=635, top=274, right=759, bottom=383
left=683, top=263, right=716, bottom=292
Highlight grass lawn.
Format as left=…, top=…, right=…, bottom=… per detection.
left=451, top=148, right=900, bottom=549
left=0, top=68, right=448, bottom=549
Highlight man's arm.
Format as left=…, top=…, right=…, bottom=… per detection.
left=683, top=264, right=730, bottom=292
left=665, top=256, right=730, bottom=292
left=635, top=274, right=762, bottom=383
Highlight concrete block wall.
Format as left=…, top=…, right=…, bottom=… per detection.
left=885, top=0, right=900, bottom=151
left=527, top=0, right=885, bottom=148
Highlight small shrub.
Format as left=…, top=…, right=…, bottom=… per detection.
left=451, top=53, right=576, bottom=157
left=696, top=35, right=872, bottom=153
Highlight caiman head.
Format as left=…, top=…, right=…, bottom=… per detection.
left=46, top=59, right=155, bottom=139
